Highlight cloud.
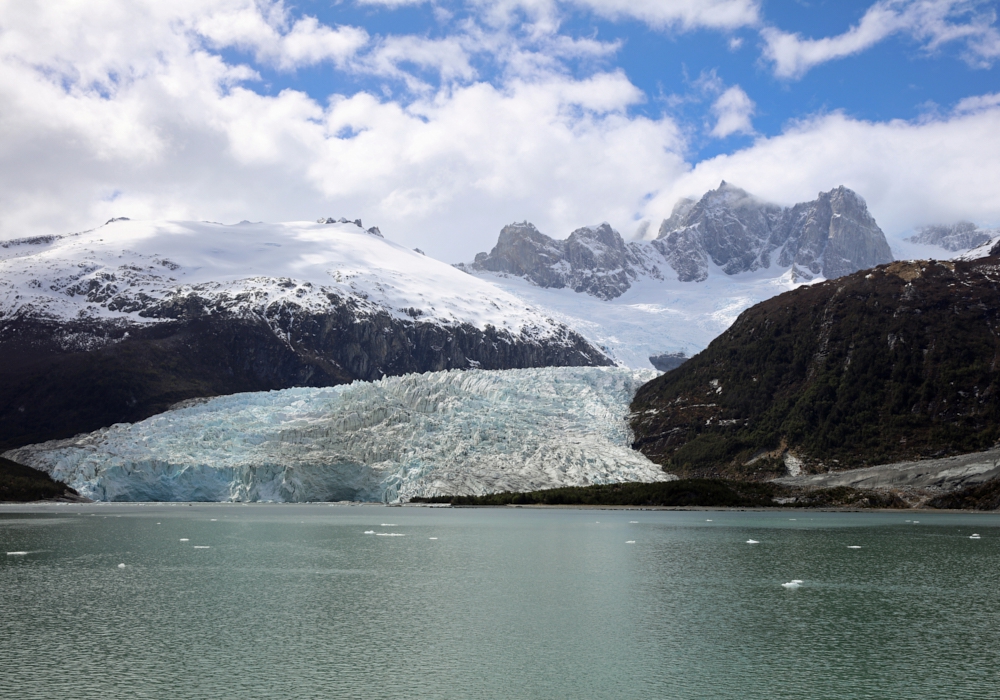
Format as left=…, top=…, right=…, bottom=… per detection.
left=0, top=0, right=999, bottom=266
left=566, top=0, right=761, bottom=31
left=653, top=106, right=1000, bottom=241
left=709, top=85, right=755, bottom=138
left=762, top=0, right=1000, bottom=79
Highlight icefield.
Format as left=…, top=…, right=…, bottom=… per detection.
left=5, top=367, right=671, bottom=503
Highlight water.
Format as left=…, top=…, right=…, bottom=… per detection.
left=2, top=504, right=998, bottom=699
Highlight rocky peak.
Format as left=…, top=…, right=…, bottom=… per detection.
left=906, top=221, right=996, bottom=252
left=467, top=221, right=650, bottom=300
left=658, top=183, right=893, bottom=282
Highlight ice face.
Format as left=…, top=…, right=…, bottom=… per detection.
left=5, top=367, right=672, bottom=503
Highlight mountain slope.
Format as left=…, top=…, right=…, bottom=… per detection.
left=0, top=219, right=609, bottom=449
left=630, top=257, right=1000, bottom=479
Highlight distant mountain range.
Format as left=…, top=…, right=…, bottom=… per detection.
left=460, top=182, right=895, bottom=368
left=464, top=182, right=894, bottom=296
left=906, top=221, right=998, bottom=252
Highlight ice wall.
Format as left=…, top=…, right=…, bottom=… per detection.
left=5, top=367, right=671, bottom=502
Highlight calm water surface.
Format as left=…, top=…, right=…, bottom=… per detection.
left=2, top=504, right=998, bottom=699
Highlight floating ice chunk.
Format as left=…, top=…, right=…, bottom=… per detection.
left=6, top=551, right=28, bottom=556
left=705, top=519, right=713, bottom=522
left=630, top=521, right=638, bottom=523
left=429, top=537, right=438, bottom=540
left=210, top=519, right=217, bottom=522
left=970, top=534, right=981, bottom=539
left=376, top=533, right=405, bottom=537
left=364, top=530, right=375, bottom=534
left=626, top=540, right=635, bottom=544
left=847, top=545, right=862, bottom=549
left=118, top=563, right=126, bottom=568
left=179, top=538, right=189, bottom=542
left=746, top=539, right=759, bottom=544
left=913, top=521, right=919, bottom=524
left=193, top=546, right=210, bottom=549
left=781, top=580, right=801, bottom=589
left=380, top=524, right=397, bottom=527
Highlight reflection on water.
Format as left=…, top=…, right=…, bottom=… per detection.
left=2, top=504, right=999, bottom=700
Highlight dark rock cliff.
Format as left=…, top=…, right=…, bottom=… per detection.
left=630, top=257, right=1000, bottom=479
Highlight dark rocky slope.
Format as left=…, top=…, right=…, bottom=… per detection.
left=0, top=456, right=79, bottom=502
left=630, top=257, right=1000, bottom=479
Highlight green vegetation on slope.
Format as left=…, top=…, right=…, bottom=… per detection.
left=0, top=456, right=78, bottom=502
left=409, top=479, right=908, bottom=508
left=630, top=259, right=1000, bottom=479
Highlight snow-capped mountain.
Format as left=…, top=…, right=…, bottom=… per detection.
left=906, top=221, right=998, bottom=252
left=658, top=183, right=893, bottom=282
left=465, top=183, right=893, bottom=293
left=0, top=218, right=609, bottom=449
left=459, top=183, right=894, bottom=369
left=5, top=366, right=669, bottom=503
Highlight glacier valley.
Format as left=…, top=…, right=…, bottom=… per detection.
left=4, top=366, right=670, bottom=503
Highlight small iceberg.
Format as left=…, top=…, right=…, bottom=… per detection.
left=7, top=551, right=29, bottom=556
left=428, top=537, right=438, bottom=540
left=118, top=563, right=126, bottom=569
left=193, top=546, right=210, bottom=549
left=380, top=524, right=397, bottom=527
left=781, top=579, right=803, bottom=589
left=746, top=539, right=759, bottom=544
left=706, top=519, right=713, bottom=522
left=970, top=534, right=981, bottom=539
left=626, top=540, right=636, bottom=544
left=363, top=530, right=375, bottom=534
left=179, top=538, right=189, bottom=542
left=629, top=521, right=638, bottom=523
left=847, top=545, right=862, bottom=549
left=376, top=533, right=405, bottom=537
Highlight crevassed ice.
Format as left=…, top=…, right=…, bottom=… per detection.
left=5, top=367, right=671, bottom=503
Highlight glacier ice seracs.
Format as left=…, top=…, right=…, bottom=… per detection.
left=5, top=366, right=672, bottom=503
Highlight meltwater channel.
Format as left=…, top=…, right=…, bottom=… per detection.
left=2, top=504, right=999, bottom=700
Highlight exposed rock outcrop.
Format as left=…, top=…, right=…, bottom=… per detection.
left=467, top=222, right=663, bottom=300
left=906, top=221, right=996, bottom=252
left=656, top=182, right=894, bottom=282
left=467, top=183, right=894, bottom=297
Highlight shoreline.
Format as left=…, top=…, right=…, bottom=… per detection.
left=2, top=500, right=998, bottom=515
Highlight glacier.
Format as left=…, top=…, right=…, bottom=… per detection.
left=4, top=366, right=671, bottom=503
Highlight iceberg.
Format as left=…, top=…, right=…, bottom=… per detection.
left=6, top=366, right=671, bottom=503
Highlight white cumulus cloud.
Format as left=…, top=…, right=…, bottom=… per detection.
left=709, top=85, right=755, bottom=138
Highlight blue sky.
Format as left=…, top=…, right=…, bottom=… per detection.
left=1, top=0, right=999, bottom=259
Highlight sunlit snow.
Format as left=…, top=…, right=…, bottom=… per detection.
left=0, top=218, right=578, bottom=343
left=5, top=366, right=670, bottom=503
